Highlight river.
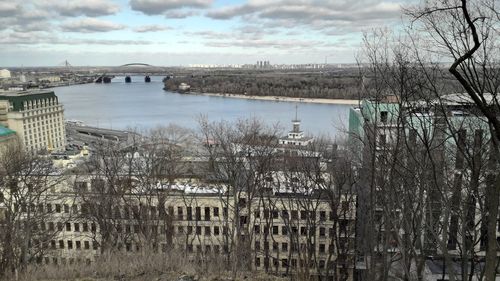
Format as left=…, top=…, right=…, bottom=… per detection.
left=55, top=76, right=352, bottom=138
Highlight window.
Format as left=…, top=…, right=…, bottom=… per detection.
left=205, top=207, right=210, bottom=221
left=177, top=207, right=183, bottom=220
left=187, top=226, right=193, bottom=235
left=74, top=223, right=80, bottom=232
left=319, top=244, right=325, bottom=253
left=272, top=226, right=279, bottom=235
left=55, top=204, right=61, bottom=213
left=272, top=210, right=279, bottom=219
left=51, top=240, right=56, bottom=249
left=64, top=204, right=69, bottom=213
left=264, top=226, right=269, bottom=235
left=281, top=259, right=288, bottom=268
left=213, top=207, right=219, bottom=217
left=48, top=222, right=54, bottom=231
left=255, top=257, right=261, bottom=267
left=93, top=241, right=98, bottom=250
left=300, top=210, right=307, bottom=220
left=273, top=242, right=278, bottom=252
left=319, top=211, right=326, bottom=221
left=282, top=210, right=289, bottom=219
left=214, top=226, right=220, bottom=235
left=66, top=223, right=71, bottom=231
left=178, top=226, right=184, bottom=234
left=300, top=227, right=307, bottom=236
left=380, top=111, right=388, bottom=123
left=59, top=240, right=64, bottom=249
left=57, top=222, right=63, bottom=231
left=195, top=207, right=201, bottom=221
left=255, top=241, right=260, bottom=250
left=254, top=225, right=260, bottom=234
left=76, top=241, right=81, bottom=250
left=291, top=210, right=298, bottom=220
left=319, top=227, right=325, bottom=237
left=282, top=242, right=288, bottom=251
left=205, top=226, right=211, bottom=236
left=196, top=226, right=201, bottom=235
left=282, top=226, right=288, bottom=235
left=187, top=207, right=192, bottom=221
left=82, top=223, right=88, bottom=232
left=379, top=133, right=387, bottom=146
left=84, top=241, right=90, bottom=250
left=67, top=240, right=73, bottom=249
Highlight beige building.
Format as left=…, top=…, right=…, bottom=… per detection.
left=27, top=175, right=356, bottom=280
left=0, top=90, right=66, bottom=153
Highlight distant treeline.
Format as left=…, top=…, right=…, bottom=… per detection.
left=163, top=68, right=462, bottom=100
left=164, top=69, right=363, bottom=100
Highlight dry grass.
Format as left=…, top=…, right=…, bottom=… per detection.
left=14, top=251, right=275, bottom=281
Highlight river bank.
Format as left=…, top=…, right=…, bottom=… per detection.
left=191, top=92, right=360, bottom=105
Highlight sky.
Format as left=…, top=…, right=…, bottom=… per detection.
left=0, top=0, right=414, bottom=66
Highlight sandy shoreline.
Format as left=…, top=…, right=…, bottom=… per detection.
left=190, top=92, right=360, bottom=105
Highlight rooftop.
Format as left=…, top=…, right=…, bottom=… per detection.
left=0, top=125, right=15, bottom=137
left=0, top=90, right=58, bottom=111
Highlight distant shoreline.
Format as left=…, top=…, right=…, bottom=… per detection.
left=189, top=92, right=360, bottom=105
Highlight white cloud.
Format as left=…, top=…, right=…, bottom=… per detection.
left=206, top=0, right=404, bottom=35
left=130, top=0, right=213, bottom=15
left=133, top=24, right=170, bottom=32
left=60, top=18, right=126, bottom=33
left=36, top=0, right=120, bottom=17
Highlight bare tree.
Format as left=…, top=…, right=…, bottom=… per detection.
left=405, top=2, right=500, bottom=279
left=0, top=140, right=66, bottom=278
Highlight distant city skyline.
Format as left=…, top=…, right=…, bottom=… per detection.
left=0, top=0, right=414, bottom=67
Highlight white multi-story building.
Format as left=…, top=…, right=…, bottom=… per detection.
left=0, top=90, right=66, bottom=153
left=0, top=69, right=11, bottom=79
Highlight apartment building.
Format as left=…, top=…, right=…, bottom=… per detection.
left=348, top=94, right=499, bottom=279
left=19, top=175, right=356, bottom=281
left=0, top=90, right=66, bottom=153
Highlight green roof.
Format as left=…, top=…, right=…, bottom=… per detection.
left=0, top=91, right=57, bottom=111
left=0, top=125, right=15, bottom=137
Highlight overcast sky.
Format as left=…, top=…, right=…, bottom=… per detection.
left=0, top=0, right=414, bottom=67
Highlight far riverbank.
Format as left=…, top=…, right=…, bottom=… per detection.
left=190, top=92, right=360, bottom=105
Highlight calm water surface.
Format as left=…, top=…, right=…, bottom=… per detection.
left=55, top=76, right=352, bottom=137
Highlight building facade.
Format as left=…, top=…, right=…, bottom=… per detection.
left=12, top=175, right=356, bottom=281
left=0, top=90, right=66, bottom=153
left=348, top=95, right=499, bottom=279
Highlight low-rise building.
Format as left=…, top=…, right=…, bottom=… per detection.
left=15, top=175, right=356, bottom=280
